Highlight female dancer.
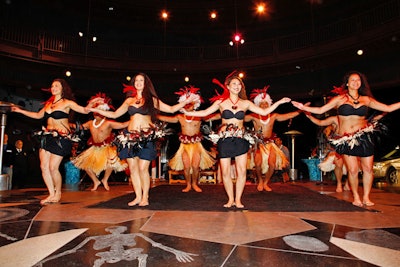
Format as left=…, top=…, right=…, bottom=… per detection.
left=293, top=71, right=400, bottom=207
left=183, top=71, right=290, bottom=208
left=89, top=73, right=199, bottom=207
left=12, top=78, right=92, bottom=204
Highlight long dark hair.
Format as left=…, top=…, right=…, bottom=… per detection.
left=53, top=78, right=76, bottom=101
left=129, top=73, right=159, bottom=121
left=342, top=71, right=373, bottom=97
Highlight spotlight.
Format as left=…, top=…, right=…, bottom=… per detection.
left=92, top=36, right=97, bottom=42
left=161, top=10, right=169, bottom=20
left=184, top=76, right=190, bottom=82
left=210, top=11, right=217, bottom=19
left=78, top=32, right=83, bottom=37
left=65, top=71, right=72, bottom=77
left=126, top=76, right=131, bottom=81
left=229, top=41, right=234, bottom=46
left=357, top=49, right=363, bottom=55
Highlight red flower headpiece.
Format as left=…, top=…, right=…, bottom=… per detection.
left=175, top=85, right=203, bottom=109
left=330, top=85, right=347, bottom=95
left=250, top=85, right=270, bottom=100
left=209, top=78, right=230, bottom=103
left=250, top=86, right=273, bottom=106
left=88, top=92, right=115, bottom=110
left=122, top=84, right=137, bottom=97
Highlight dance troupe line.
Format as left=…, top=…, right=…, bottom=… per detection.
left=11, top=70, right=400, bottom=208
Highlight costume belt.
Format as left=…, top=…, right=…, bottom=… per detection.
left=179, top=133, right=203, bottom=144
left=329, top=123, right=375, bottom=149
left=88, top=133, right=115, bottom=147
left=207, top=124, right=256, bottom=145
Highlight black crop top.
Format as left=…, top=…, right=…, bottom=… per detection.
left=44, top=111, right=69, bottom=120
left=221, top=110, right=245, bottom=120
left=338, top=104, right=368, bottom=117
left=128, top=105, right=149, bottom=116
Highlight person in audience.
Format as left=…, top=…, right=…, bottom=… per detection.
left=183, top=71, right=291, bottom=208
left=274, top=136, right=290, bottom=183
left=73, top=93, right=128, bottom=191
left=12, top=139, right=28, bottom=189
left=89, top=73, right=199, bottom=207
left=293, top=71, right=400, bottom=207
left=11, top=78, right=93, bottom=204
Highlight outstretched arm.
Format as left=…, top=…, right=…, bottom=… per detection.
left=157, top=94, right=200, bottom=113
left=248, top=97, right=291, bottom=116
left=368, top=98, right=400, bottom=113
left=11, top=105, right=45, bottom=119
left=157, top=114, right=179, bottom=123
left=292, top=95, right=345, bottom=114
left=275, top=102, right=310, bottom=121
left=305, top=113, right=338, bottom=127
left=90, top=99, right=130, bottom=119
left=183, top=101, right=220, bottom=117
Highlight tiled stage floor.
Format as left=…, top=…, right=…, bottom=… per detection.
left=0, top=179, right=399, bottom=267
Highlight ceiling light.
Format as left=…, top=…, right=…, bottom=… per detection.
left=210, top=11, right=217, bottom=19
left=161, top=10, right=169, bottom=20
left=65, top=71, right=71, bottom=77
left=184, top=76, right=190, bottom=82
left=357, top=49, right=363, bottom=55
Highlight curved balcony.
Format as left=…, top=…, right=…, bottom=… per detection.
left=1, top=0, right=399, bottom=100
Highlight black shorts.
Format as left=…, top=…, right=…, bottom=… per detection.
left=118, top=141, right=157, bottom=161
left=41, top=135, right=72, bottom=157
left=217, top=137, right=249, bottom=158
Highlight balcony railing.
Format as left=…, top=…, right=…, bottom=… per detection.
left=1, top=0, right=399, bottom=63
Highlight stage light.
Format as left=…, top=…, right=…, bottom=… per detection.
left=184, top=76, right=190, bottom=82
left=210, top=11, right=217, bottom=19
left=126, top=76, right=131, bottom=81
left=238, top=72, right=244, bottom=79
left=229, top=41, right=234, bottom=46
left=161, top=10, right=169, bottom=20
left=256, top=3, right=265, bottom=14
left=92, top=36, right=97, bottom=42
left=357, top=49, right=363, bottom=55
left=234, top=34, right=241, bottom=42
left=78, top=32, right=83, bottom=37
left=65, top=71, right=71, bottom=77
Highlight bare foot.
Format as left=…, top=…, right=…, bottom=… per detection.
left=128, top=198, right=141, bottom=206
left=40, top=195, right=54, bottom=205
left=192, top=184, right=202, bottom=192
left=363, top=199, right=375, bottom=206
left=264, top=185, right=272, bottom=192
left=91, top=180, right=101, bottom=191
left=182, top=186, right=191, bottom=192
left=235, top=202, right=244, bottom=208
left=257, top=184, right=264, bottom=192
left=336, top=186, right=343, bottom=193
left=223, top=201, right=235, bottom=208
left=139, top=201, right=149, bottom=207
left=343, top=184, right=351, bottom=191
left=352, top=201, right=363, bottom=207
left=101, top=179, right=110, bottom=191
